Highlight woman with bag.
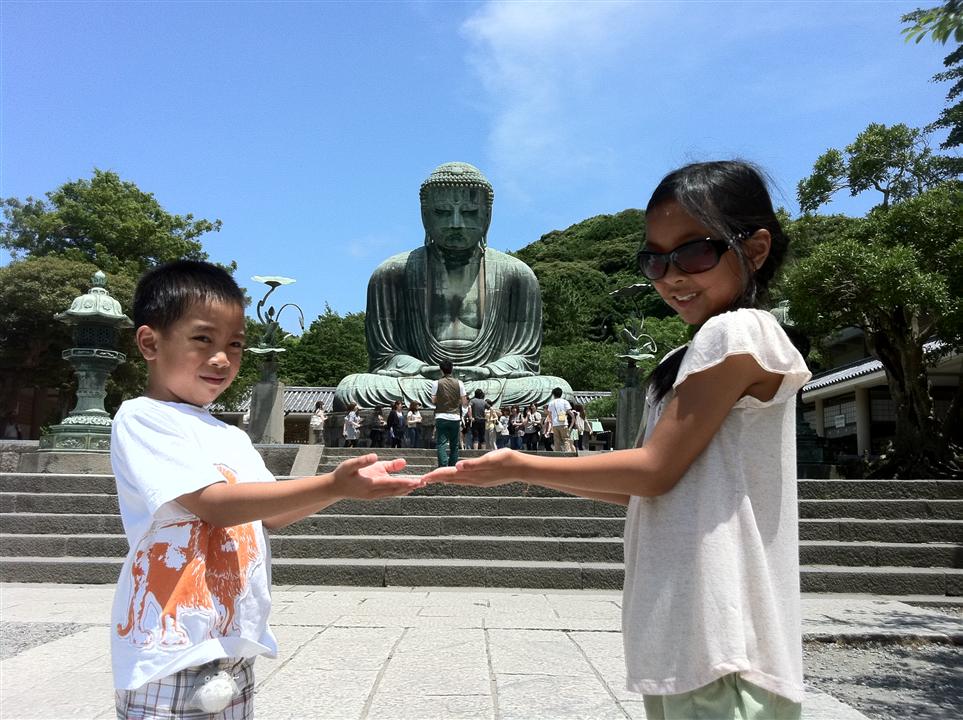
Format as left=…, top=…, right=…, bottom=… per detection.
left=309, top=400, right=326, bottom=445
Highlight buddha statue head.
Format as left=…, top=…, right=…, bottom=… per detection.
left=420, top=162, right=494, bottom=252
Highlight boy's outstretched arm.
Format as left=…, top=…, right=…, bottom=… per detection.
left=176, top=454, right=421, bottom=529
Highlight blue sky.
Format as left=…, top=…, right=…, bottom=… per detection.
left=1, top=1, right=953, bottom=333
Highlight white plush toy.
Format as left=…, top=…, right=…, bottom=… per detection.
left=189, top=667, right=239, bottom=713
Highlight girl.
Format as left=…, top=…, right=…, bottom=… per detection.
left=509, top=405, right=525, bottom=450
left=342, top=402, right=361, bottom=448
left=406, top=401, right=423, bottom=448
left=523, top=403, right=541, bottom=452
left=369, top=407, right=387, bottom=448
left=309, top=400, right=326, bottom=445
left=496, top=407, right=511, bottom=449
left=387, top=400, right=405, bottom=449
left=426, top=161, right=810, bottom=719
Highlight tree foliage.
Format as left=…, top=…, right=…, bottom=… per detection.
left=0, top=170, right=225, bottom=423
left=902, top=0, right=963, bottom=44
left=796, top=123, right=959, bottom=212
left=903, top=2, right=963, bottom=151
left=1, top=169, right=219, bottom=275
left=0, top=256, right=144, bottom=419
left=784, top=181, right=963, bottom=476
left=279, top=307, right=368, bottom=388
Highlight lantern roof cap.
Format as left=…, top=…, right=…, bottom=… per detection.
left=55, top=270, right=134, bottom=327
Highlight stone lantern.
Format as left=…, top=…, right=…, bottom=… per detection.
left=39, top=270, right=134, bottom=452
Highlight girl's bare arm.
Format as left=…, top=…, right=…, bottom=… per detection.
left=426, top=353, right=781, bottom=498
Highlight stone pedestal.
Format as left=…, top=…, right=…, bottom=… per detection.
left=615, top=386, right=645, bottom=450
left=249, top=381, right=285, bottom=444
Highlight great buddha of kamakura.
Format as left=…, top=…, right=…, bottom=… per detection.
left=334, top=162, right=573, bottom=411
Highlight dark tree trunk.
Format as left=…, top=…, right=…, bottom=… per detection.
left=865, top=325, right=961, bottom=478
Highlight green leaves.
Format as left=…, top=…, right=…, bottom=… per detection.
left=901, top=1, right=963, bottom=44
left=796, top=124, right=959, bottom=212
left=1, top=168, right=218, bottom=275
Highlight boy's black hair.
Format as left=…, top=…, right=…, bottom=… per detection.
left=439, top=359, right=454, bottom=375
left=133, top=260, right=245, bottom=331
left=552, top=387, right=563, bottom=398
left=644, top=161, right=795, bottom=403
left=474, top=388, right=485, bottom=399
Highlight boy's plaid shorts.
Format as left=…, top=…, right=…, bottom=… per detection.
left=115, top=657, right=254, bottom=719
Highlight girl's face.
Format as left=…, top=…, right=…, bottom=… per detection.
left=644, top=201, right=759, bottom=326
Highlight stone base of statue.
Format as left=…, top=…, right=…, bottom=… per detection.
left=334, top=374, right=573, bottom=412
left=249, top=381, right=285, bottom=444
left=615, top=386, right=645, bottom=450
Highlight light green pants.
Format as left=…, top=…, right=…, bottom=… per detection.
left=642, top=674, right=802, bottom=720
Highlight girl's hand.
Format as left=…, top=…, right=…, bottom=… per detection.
left=423, top=448, right=528, bottom=487
left=330, top=454, right=423, bottom=499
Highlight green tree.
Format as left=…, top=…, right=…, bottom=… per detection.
left=279, top=307, right=368, bottom=387
left=903, top=1, right=963, bottom=152
left=0, top=170, right=226, bottom=424
left=796, top=123, right=959, bottom=212
left=902, top=0, right=963, bottom=44
left=784, top=182, right=963, bottom=476
left=1, top=169, right=219, bottom=275
left=0, top=257, right=143, bottom=419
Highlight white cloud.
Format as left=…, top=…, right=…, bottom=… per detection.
left=461, top=1, right=652, bottom=200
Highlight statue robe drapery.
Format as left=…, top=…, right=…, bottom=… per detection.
left=334, top=246, right=572, bottom=410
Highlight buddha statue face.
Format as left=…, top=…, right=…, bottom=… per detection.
left=422, top=185, right=491, bottom=252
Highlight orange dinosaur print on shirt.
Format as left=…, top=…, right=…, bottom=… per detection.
left=116, top=465, right=263, bottom=649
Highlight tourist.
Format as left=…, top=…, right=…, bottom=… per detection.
left=570, top=403, right=587, bottom=453
left=308, top=400, right=326, bottom=445
left=541, top=406, right=554, bottom=452
left=509, top=404, right=525, bottom=450
left=343, top=403, right=362, bottom=448
left=469, top=389, right=488, bottom=449
left=485, top=400, right=499, bottom=450
left=495, top=407, right=511, bottom=449
left=430, top=358, right=468, bottom=467
left=426, top=161, right=809, bottom=718
left=109, top=260, right=422, bottom=717
left=369, top=407, right=387, bottom=448
left=387, top=400, right=405, bottom=449
left=523, top=403, right=541, bottom=452
left=547, top=387, right=574, bottom=453
left=406, top=401, right=422, bottom=448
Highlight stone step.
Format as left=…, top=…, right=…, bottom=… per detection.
left=0, top=492, right=627, bottom=518
left=5, top=472, right=962, bottom=502
left=3, top=512, right=960, bottom=543
left=3, top=533, right=959, bottom=569
left=4, top=491, right=961, bottom=522
left=797, top=499, right=963, bottom=520
left=1, top=556, right=959, bottom=594
left=0, top=513, right=629, bottom=537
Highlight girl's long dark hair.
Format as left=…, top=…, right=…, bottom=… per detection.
left=646, top=161, right=791, bottom=402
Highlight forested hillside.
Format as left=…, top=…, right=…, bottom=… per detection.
left=512, top=209, right=688, bottom=394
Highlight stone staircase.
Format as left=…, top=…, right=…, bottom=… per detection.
left=1, top=447, right=960, bottom=594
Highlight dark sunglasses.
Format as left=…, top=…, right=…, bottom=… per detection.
left=637, top=238, right=732, bottom=280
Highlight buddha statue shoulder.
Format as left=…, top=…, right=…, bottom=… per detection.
left=334, top=162, right=573, bottom=410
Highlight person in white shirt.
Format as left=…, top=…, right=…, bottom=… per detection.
left=546, top=387, right=574, bottom=452
left=111, top=261, right=423, bottom=717
left=426, top=161, right=810, bottom=719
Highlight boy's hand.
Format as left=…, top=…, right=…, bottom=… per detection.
left=330, top=453, right=424, bottom=499
left=422, top=448, right=526, bottom=487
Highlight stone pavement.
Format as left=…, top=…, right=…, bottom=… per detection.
left=1, top=584, right=960, bottom=720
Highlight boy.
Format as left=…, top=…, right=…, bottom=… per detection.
left=111, top=260, right=422, bottom=718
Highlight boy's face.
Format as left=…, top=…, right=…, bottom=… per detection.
left=137, top=300, right=246, bottom=407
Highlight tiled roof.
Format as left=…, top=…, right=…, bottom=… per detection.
left=803, top=358, right=883, bottom=392
left=802, top=341, right=946, bottom=393
left=573, top=390, right=612, bottom=406
left=224, top=386, right=337, bottom=415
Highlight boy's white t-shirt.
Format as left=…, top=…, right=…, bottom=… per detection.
left=622, top=309, right=811, bottom=703
left=110, top=397, right=278, bottom=690
left=547, top=397, right=571, bottom=427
